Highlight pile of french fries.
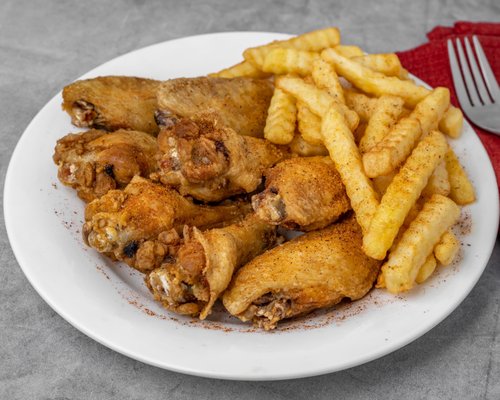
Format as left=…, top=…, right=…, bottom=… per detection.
left=210, top=28, right=476, bottom=294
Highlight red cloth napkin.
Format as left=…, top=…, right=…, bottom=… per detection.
left=396, top=21, right=500, bottom=184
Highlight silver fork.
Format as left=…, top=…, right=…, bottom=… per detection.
left=447, top=35, right=500, bottom=135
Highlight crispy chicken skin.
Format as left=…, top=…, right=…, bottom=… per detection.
left=156, top=77, right=274, bottom=137
left=147, top=214, right=278, bottom=319
left=252, top=157, right=351, bottom=231
left=62, top=76, right=160, bottom=134
left=222, top=215, right=381, bottom=330
left=53, top=129, right=158, bottom=202
left=152, top=116, right=287, bottom=202
left=82, top=176, right=250, bottom=270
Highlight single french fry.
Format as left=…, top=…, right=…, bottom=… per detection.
left=415, top=253, right=438, bottom=284
left=312, top=58, right=345, bottom=103
left=264, top=88, right=297, bottom=145
left=289, top=133, right=329, bottom=156
left=276, top=76, right=359, bottom=130
left=434, top=230, right=460, bottom=266
left=321, top=107, right=379, bottom=234
left=362, top=88, right=450, bottom=177
left=296, top=101, right=323, bottom=145
left=382, top=194, right=461, bottom=293
left=344, top=90, right=378, bottom=122
left=352, top=54, right=405, bottom=77
left=412, top=88, right=450, bottom=133
left=363, top=131, right=448, bottom=260
left=244, top=27, right=341, bottom=68
left=440, top=106, right=463, bottom=138
left=334, top=44, right=364, bottom=58
left=363, top=117, right=421, bottom=177
left=359, top=95, right=405, bottom=153
left=445, top=148, right=476, bottom=205
left=322, top=48, right=430, bottom=107
left=422, top=160, right=450, bottom=197
left=262, top=48, right=319, bottom=76
left=208, top=60, right=270, bottom=79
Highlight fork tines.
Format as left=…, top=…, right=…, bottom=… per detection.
left=448, top=35, right=499, bottom=107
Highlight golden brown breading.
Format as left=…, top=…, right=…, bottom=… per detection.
left=252, top=157, right=351, bottom=231
left=53, top=129, right=158, bottom=202
left=152, top=116, right=287, bottom=202
left=82, top=176, right=250, bottom=271
left=62, top=76, right=160, bottom=134
left=222, top=215, right=381, bottom=330
left=156, top=77, right=274, bottom=137
left=147, top=214, right=278, bottom=319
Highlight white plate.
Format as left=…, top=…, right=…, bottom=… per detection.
left=4, top=32, right=499, bottom=381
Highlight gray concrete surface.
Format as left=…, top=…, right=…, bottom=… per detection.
left=1, top=0, right=499, bottom=399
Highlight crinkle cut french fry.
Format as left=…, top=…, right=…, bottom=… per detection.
left=352, top=54, right=404, bottom=78
left=334, top=45, right=364, bottom=58
left=445, top=147, right=476, bottom=205
left=264, top=88, right=297, bottom=145
left=422, top=160, right=450, bottom=197
left=289, top=133, right=329, bottom=157
left=344, top=90, right=378, bottom=122
left=296, top=101, right=323, bottom=145
left=434, top=230, right=460, bottom=266
left=359, top=95, right=405, bottom=153
left=277, top=76, right=359, bottom=131
left=262, top=48, right=319, bottom=76
left=412, top=88, right=450, bottom=133
left=440, top=106, right=463, bottom=139
left=322, top=48, right=430, bottom=107
left=362, top=88, right=450, bottom=178
left=362, top=117, right=421, bottom=178
left=244, top=27, right=341, bottom=68
left=382, top=194, right=460, bottom=293
left=312, top=58, right=345, bottom=103
left=208, top=60, right=270, bottom=79
left=415, top=253, right=438, bottom=284
left=321, top=107, right=379, bottom=234
left=362, top=131, right=448, bottom=260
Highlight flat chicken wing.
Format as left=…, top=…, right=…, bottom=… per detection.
left=222, top=215, right=381, bottom=330
left=147, top=214, right=278, bottom=319
left=62, top=76, right=160, bottom=134
left=152, top=116, right=287, bottom=202
left=83, top=176, right=250, bottom=271
left=53, top=129, right=158, bottom=202
left=252, top=157, right=350, bottom=231
left=156, top=77, right=274, bottom=137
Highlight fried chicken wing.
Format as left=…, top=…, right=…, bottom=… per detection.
left=53, top=129, right=158, bottom=202
left=152, top=116, right=287, bottom=202
left=147, top=214, right=278, bottom=319
left=82, top=176, right=250, bottom=270
left=252, top=157, right=351, bottom=231
left=62, top=76, right=160, bottom=134
left=156, top=77, right=274, bottom=137
left=222, top=215, right=381, bottom=330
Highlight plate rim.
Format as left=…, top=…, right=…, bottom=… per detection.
left=4, top=31, right=499, bottom=381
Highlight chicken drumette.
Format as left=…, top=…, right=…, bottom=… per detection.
left=152, top=115, right=287, bottom=202
left=53, top=129, right=158, bottom=202
left=83, top=176, right=250, bottom=271
left=252, top=157, right=351, bottom=231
